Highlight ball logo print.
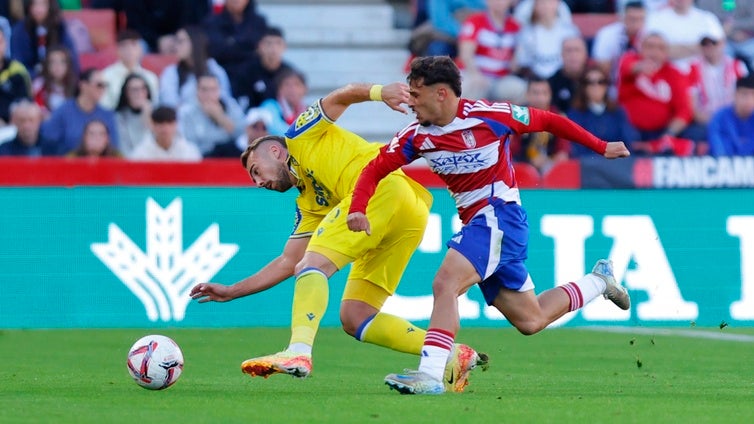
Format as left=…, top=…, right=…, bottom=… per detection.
left=127, top=334, right=184, bottom=390
left=91, top=198, right=238, bottom=322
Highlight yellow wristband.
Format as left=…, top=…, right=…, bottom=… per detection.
left=369, top=84, right=383, bottom=101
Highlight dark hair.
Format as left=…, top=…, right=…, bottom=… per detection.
left=117, top=29, right=142, bottom=43
left=196, top=72, right=218, bottom=83
left=151, top=106, right=177, bottom=123
left=116, top=73, right=152, bottom=111
left=41, top=46, right=77, bottom=98
left=736, top=75, right=754, bottom=90
left=75, top=67, right=99, bottom=97
left=571, top=64, right=617, bottom=112
left=624, top=1, right=644, bottom=11
left=79, top=67, right=98, bottom=83
left=407, top=56, right=462, bottom=96
left=70, top=119, right=119, bottom=157
left=240, top=135, right=287, bottom=168
left=274, top=67, right=306, bottom=91
left=23, top=0, right=64, bottom=50
left=263, top=26, right=284, bottom=39
left=526, top=75, right=550, bottom=89
left=177, top=26, right=209, bottom=88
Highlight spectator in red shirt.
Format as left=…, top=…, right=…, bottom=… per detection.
left=618, top=31, right=702, bottom=155
left=457, top=0, right=526, bottom=103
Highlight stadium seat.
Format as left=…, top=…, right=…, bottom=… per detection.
left=513, top=162, right=542, bottom=188
left=142, top=54, right=179, bottom=76
left=572, top=13, right=619, bottom=40
left=63, top=9, right=117, bottom=51
left=542, top=160, right=580, bottom=189
left=78, top=47, right=118, bottom=70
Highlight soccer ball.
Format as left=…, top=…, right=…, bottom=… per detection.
left=126, top=334, right=184, bottom=390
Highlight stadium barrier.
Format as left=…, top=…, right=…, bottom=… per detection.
left=1, top=158, right=752, bottom=329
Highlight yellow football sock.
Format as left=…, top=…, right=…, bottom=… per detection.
left=289, top=268, right=329, bottom=348
left=358, top=313, right=426, bottom=355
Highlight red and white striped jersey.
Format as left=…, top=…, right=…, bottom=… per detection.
left=458, top=12, right=520, bottom=78
left=688, top=55, right=749, bottom=117
left=350, top=99, right=608, bottom=223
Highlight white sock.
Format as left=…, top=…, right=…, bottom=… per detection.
left=418, top=345, right=451, bottom=381
left=562, top=274, right=607, bottom=311
left=287, top=342, right=312, bottom=355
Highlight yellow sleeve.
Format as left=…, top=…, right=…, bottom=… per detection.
left=284, top=99, right=334, bottom=142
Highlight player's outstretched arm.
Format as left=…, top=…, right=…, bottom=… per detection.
left=522, top=107, right=631, bottom=159
left=321, top=82, right=409, bottom=122
left=189, top=236, right=309, bottom=303
left=604, top=141, right=631, bottom=159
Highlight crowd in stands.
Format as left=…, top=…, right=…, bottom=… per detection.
left=0, top=0, right=753, bottom=170
left=0, top=0, right=292, bottom=161
left=410, top=0, right=754, bottom=172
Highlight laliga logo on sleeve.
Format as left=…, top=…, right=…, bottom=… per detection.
left=511, top=105, right=530, bottom=125
left=91, top=198, right=238, bottom=322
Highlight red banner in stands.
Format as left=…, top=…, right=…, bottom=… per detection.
left=0, top=158, right=251, bottom=186
left=0, top=158, right=589, bottom=189
left=0, top=158, right=453, bottom=188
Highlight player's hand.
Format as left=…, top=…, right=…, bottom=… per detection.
left=380, top=83, right=410, bottom=114
left=346, top=212, right=371, bottom=235
left=604, top=141, right=631, bottom=159
left=190, top=282, right=234, bottom=303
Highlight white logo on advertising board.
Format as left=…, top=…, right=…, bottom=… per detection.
left=91, top=198, right=238, bottom=322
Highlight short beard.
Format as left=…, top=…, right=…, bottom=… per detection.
left=271, top=166, right=293, bottom=192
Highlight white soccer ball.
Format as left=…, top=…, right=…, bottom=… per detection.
left=126, top=334, right=184, bottom=390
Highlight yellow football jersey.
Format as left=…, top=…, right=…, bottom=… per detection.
left=285, top=99, right=385, bottom=237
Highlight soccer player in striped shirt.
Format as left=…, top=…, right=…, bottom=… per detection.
left=347, top=56, right=631, bottom=394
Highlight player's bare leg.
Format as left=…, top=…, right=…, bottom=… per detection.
left=495, top=259, right=629, bottom=335
left=385, top=249, right=485, bottom=394
left=343, top=283, right=486, bottom=393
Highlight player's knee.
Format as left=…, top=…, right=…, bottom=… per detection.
left=338, top=304, right=363, bottom=337
left=294, top=252, right=337, bottom=277
left=293, top=261, right=318, bottom=276
left=339, top=314, right=359, bottom=337
left=512, top=319, right=546, bottom=336
left=432, top=265, right=475, bottom=298
left=431, top=277, right=459, bottom=298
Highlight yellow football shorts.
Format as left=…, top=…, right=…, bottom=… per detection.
left=306, top=173, right=432, bottom=307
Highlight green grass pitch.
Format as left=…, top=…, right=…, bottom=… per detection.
left=2, top=327, right=754, bottom=423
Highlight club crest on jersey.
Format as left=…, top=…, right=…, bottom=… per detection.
left=461, top=130, right=476, bottom=148
left=295, top=104, right=320, bottom=131
left=511, top=105, right=530, bottom=125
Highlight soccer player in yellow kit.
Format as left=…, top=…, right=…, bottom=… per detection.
left=189, top=82, right=487, bottom=392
